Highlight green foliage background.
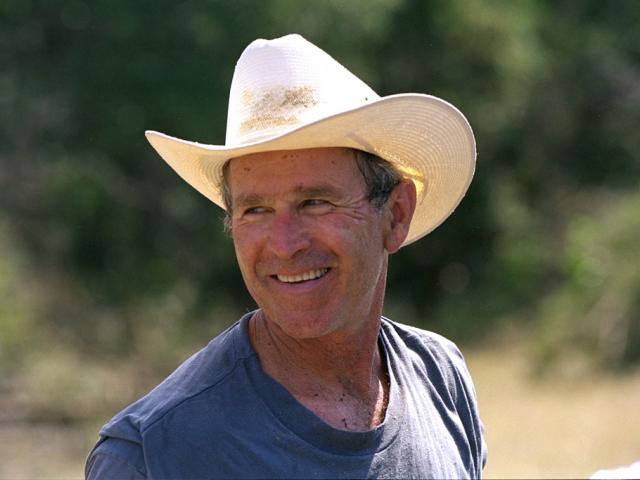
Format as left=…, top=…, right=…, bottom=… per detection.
left=1, top=0, right=639, bottom=421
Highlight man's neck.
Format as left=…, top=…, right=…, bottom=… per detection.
left=249, top=310, right=389, bottom=432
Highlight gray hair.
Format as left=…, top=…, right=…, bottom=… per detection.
left=219, top=149, right=402, bottom=232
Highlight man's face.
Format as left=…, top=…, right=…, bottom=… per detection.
left=228, top=147, right=390, bottom=340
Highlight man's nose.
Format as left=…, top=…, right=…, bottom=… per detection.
left=266, top=210, right=311, bottom=259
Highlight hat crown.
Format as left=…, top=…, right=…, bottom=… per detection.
left=225, top=34, right=379, bottom=145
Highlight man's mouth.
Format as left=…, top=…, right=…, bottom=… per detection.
left=275, top=268, right=329, bottom=284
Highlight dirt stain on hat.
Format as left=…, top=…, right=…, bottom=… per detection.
left=240, top=86, right=318, bottom=134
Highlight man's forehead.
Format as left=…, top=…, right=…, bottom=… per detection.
left=226, top=148, right=364, bottom=201
left=233, top=184, right=344, bottom=207
left=227, top=147, right=359, bottom=183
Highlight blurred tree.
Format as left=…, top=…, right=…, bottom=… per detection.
left=535, top=189, right=640, bottom=372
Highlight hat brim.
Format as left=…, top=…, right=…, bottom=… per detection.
left=145, top=93, right=475, bottom=247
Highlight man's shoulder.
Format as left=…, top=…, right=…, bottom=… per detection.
left=99, top=316, right=255, bottom=442
left=381, top=317, right=463, bottom=360
left=381, top=318, right=486, bottom=476
left=381, top=317, right=473, bottom=397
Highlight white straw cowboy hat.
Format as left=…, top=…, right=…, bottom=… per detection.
left=145, top=33, right=476, bottom=246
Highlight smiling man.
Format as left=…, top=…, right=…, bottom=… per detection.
left=86, top=35, right=486, bottom=479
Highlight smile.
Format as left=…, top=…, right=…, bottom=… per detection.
left=276, top=268, right=329, bottom=284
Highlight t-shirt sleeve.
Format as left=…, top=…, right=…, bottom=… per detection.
left=444, top=340, right=488, bottom=476
left=85, top=437, right=146, bottom=480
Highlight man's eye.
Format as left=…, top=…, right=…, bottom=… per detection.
left=243, top=206, right=268, bottom=215
left=302, top=199, right=329, bottom=208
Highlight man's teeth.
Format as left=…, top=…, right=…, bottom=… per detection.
left=277, top=268, right=328, bottom=283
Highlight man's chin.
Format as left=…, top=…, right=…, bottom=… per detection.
left=258, top=309, right=342, bottom=340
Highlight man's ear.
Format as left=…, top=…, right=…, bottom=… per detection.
left=383, top=179, right=417, bottom=253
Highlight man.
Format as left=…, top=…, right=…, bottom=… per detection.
left=86, top=34, right=486, bottom=479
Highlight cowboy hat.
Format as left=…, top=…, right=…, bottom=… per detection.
left=145, top=33, right=476, bottom=246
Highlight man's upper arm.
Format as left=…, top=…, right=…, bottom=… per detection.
left=85, top=437, right=146, bottom=480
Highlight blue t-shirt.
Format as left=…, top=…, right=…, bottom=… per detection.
left=86, top=314, right=487, bottom=479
